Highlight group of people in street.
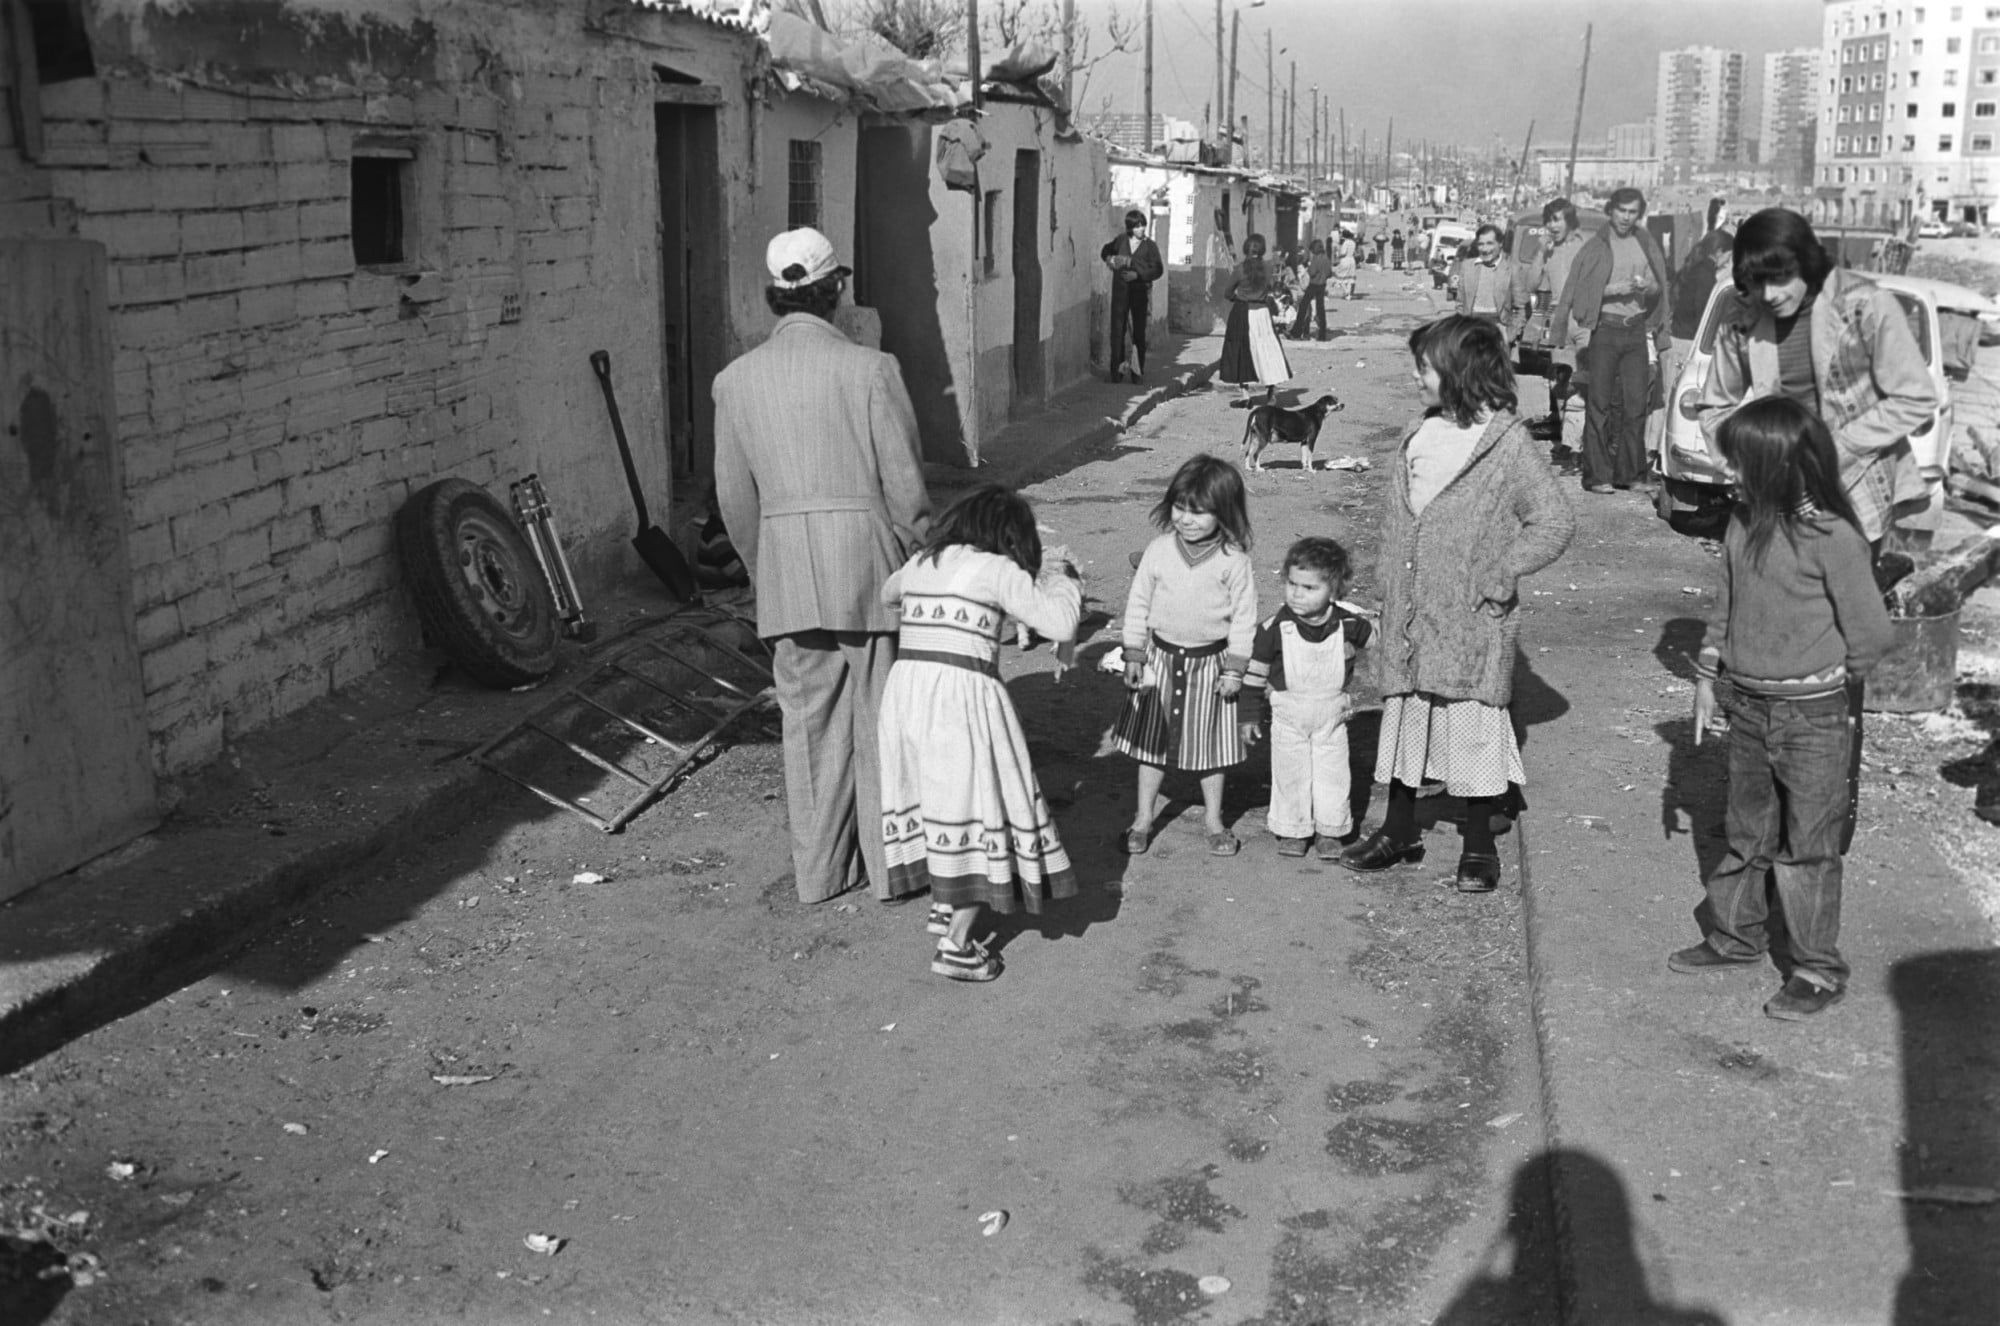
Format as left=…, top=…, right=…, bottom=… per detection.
left=717, top=191, right=1936, bottom=1017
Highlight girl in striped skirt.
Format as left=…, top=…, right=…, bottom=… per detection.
left=1112, top=454, right=1259, bottom=857
left=878, top=485, right=1083, bottom=982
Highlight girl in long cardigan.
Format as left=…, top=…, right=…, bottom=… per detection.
left=1339, top=315, right=1576, bottom=892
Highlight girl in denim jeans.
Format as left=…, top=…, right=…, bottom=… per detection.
left=1670, top=397, right=1896, bottom=1021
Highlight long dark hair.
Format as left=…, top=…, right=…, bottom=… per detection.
left=1731, top=207, right=1833, bottom=299
left=1715, top=396, right=1861, bottom=566
left=1151, top=453, right=1253, bottom=552
left=921, top=483, right=1042, bottom=574
left=1410, top=314, right=1517, bottom=427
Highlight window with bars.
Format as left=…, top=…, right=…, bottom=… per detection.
left=787, top=140, right=822, bottom=230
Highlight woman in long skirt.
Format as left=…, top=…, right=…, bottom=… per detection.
left=1218, top=233, right=1293, bottom=407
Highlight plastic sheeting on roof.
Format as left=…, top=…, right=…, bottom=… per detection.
left=630, top=0, right=767, bottom=29
left=764, top=11, right=959, bottom=112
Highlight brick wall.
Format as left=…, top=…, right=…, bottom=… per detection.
left=1, top=5, right=761, bottom=773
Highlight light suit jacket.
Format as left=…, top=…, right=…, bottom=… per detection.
left=713, top=313, right=933, bottom=637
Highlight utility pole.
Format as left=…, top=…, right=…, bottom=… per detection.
left=1565, top=23, right=1592, bottom=197
left=1309, top=86, right=1318, bottom=181
left=1226, top=7, right=1241, bottom=163
left=1214, top=0, right=1224, bottom=155
left=1513, top=118, right=1535, bottom=207
left=1339, top=106, right=1347, bottom=196
left=1385, top=117, right=1394, bottom=198
left=968, top=0, right=982, bottom=110
left=1287, top=60, right=1296, bottom=172
left=1061, top=0, right=1075, bottom=107
left=1143, top=0, right=1153, bottom=153
left=1265, top=30, right=1274, bottom=169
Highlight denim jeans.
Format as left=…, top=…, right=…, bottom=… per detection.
left=1290, top=283, right=1327, bottom=338
left=1701, top=687, right=1855, bottom=988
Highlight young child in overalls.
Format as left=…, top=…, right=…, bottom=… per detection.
left=1244, top=537, right=1371, bottom=860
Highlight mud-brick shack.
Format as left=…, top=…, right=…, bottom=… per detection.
left=0, top=0, right=842, bottom=900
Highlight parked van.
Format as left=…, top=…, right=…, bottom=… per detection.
left=1427, top=221, right=1474, bottom=292
left=1655, top=272, right=1996, bottom=541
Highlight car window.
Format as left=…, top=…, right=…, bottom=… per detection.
left=1890, top=291, right=1932, bottom=360
left=1696, top=286, right=1742, bottom=353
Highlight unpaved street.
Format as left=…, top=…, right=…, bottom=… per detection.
left=2, top=278, right=1571, bottom=1325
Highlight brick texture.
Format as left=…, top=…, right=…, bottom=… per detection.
left=0, top=5, right=758, bottom=775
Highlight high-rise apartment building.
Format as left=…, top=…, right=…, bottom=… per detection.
left=1818, top=2, right=2000, bottom=229
left=1656, top=46, right=1746, bottom=182
left=1763, top=47, right=1825, bottom=188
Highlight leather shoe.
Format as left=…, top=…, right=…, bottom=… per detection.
left=1455, top=851, right=1501, bottom=892
left=1337, top=829, right=1425, bottom=872
left=1764, top=974, right=1844, bottom=1021
left=1667, top=943, right=1763, bottom=974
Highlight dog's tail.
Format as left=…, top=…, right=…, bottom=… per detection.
left=1240, top=406, right=1258, bottom=452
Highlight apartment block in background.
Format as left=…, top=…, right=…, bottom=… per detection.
left=1817, top=1, right=2000, bottom=229
left=1656, top=46, right=1746, bottom=183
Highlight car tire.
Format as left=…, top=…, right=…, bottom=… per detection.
left=1658, top=476, right=1733, bottom=541
left=396, top=478, right=559, bottom=688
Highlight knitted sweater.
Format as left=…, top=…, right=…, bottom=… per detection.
left=1375, top=411, right=1576, bottom=705
left=1694, top=510, right=1897, bottom=697
left=1121, top=533, right=1259, bottom=673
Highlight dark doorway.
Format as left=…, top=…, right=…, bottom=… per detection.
left=653, top=101, right=724, bottom=484
left=855, top=123, right=960, bottom=462
left=1010, top=149, right=1045, bottom=412
left=1275, top=195, right=1299, bottom=255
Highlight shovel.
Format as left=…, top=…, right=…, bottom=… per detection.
left=589, top=349, right=700, bottom=603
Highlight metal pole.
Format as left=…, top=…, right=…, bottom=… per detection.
left=1143, top=0, right=1153, bottom=152
left=1565, top=23, right=1592, bottom=197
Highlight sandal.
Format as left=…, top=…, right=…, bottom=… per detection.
left=1275, top=836, right=1310, bottom=858
left=932, top=936, right=1000, bottom=982
left=926, top=901, right=952, bottom=937
left=1208, top=831, right=1241, bottom=857
left=1121, top=828, right=1152, bottom=855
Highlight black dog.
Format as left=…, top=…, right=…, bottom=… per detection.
left=1241, top=393, right=1343, bottom=472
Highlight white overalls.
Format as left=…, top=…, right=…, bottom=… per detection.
left=1265, top=617, right=1354, bottom=840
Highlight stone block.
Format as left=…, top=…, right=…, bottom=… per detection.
left=241, top=205, right=300, bottom=247
left=216, top=165, right=281, bottom=209
left=139, top=635, right=211, bottom=699
left=177, top=584, right=234, bottom=631
left=184, top=250, right=250, bottom=296
left=107, top=78, right=186, bottom=120
left=114, top=258, right=187, bottom=306
left=133, top=602, right=182, bottom=652
left=241, top=242, right=305, bottom=287
left=40, top=78, right=107, bottom=120
left=269, top=123, right=326, bottom=162
left=78, top=211, right=180, bottom=258
left=180, top=88, right=249, bottom=122
left=460, top=131, right=498, bottom=165
left=301, top=239, right=352, bottom=279
left=181, top=209, right=246, bottom=252
left=299, top=198, right=348, bottom=239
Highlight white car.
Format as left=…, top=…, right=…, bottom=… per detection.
left=1654, top=272, right=1996, bottom=541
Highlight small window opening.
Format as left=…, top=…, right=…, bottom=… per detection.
left=351, top=148, right=413, bottom=267
left=24, top=0, right=94, bottom=83
left=787, top=140, right=822, bottom=230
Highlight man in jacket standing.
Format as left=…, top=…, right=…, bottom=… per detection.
left=1102, top=209, right=1165, bottom=382
left=714, top=227, right=933, bottom=904
left=1551, top=186, right=1671, bottom=494
left=1516, top=197, right=1590, bottom=448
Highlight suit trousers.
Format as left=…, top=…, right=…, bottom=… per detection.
left=772, top=630, right=895, bottom=903
left=1111, top=281, right=1151, bottom=372
left=1580, top=320, right=1651, bottom=488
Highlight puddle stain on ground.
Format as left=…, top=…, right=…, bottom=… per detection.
left=1081, top=1251, right=1212, bottom=1326
left=1120, top=1163, right=1247, bottom=1262
left=1245, top=996, right=1509, bottom=1322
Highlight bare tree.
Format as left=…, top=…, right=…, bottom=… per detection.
left=836, top=0, right=966, bottom=60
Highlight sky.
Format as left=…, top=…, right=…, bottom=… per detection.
left=1066, top=0, right=1826, bottom=158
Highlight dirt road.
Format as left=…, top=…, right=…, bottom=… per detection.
left=2, top=277, right=1570, bottom=1325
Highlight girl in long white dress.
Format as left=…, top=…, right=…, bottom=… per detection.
left=878, top=485, right=1083, bottom=983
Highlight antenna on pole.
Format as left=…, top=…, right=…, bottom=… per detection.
left=1565, top=23, right=1592, bottom=197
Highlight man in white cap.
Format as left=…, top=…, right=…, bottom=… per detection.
left=713, top=227, right=932, bottom=905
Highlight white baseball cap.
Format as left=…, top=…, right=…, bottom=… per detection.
left=765, top=227, right=851, bottom=289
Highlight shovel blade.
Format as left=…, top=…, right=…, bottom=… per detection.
left=633, top=527, right=701, bottom=604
